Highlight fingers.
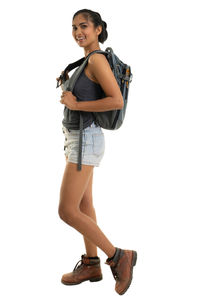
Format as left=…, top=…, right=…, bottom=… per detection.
left=61, top=91, right=68, bottom=97
left=56, top=70, right=63, bottom=81
left=56, top=70, right=70, bottom=81
left=62, top=91, right=71, bottom=95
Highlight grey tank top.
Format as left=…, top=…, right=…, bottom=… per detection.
left=62, top=69, right=105, bottom=129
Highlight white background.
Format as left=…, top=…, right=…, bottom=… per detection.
left=0, top=0, right=199, bottom=299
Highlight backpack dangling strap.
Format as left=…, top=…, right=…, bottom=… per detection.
left=77, top=112, right=83, bottom=171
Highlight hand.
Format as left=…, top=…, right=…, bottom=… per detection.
left=56, top=71, right=69, bottom=89
left=60, top=91, right=78, bottom=110
left=56, top=70, right=69, bottom=81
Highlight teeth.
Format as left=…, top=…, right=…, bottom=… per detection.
left=77, top=37, right=85, bottom=40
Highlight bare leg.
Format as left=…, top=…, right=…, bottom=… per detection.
left=79, top=171, right=98, bottom=257
left=65, top=156, right=98, bottom=257
left=59, top=160, right=116, bottom=258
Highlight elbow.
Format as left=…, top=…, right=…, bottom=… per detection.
left=116, top=96, right=124, bottom=110
left=119, top=100, right=124, bottom=110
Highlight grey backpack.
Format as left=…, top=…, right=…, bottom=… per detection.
left=56, top=47, right=133, bottom=170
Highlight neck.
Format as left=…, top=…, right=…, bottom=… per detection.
left=84, top=44, right=101, bottom=58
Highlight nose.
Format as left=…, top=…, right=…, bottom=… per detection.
left=73, top=26, right=82, bottom=37
left=75, top=27, right=82, bottom=36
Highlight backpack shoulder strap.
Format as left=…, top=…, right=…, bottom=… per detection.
left=64, top=57, right=85, bottom=72
left=65, top=50, right=107, bottom=92
left=56, top=50, right=108, bottom=88
left=56, top=57, right=85, bottom=88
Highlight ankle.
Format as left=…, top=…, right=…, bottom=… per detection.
left=85, top=254, right=98, bottom=259
left=107, top=247, right=117, bottom=261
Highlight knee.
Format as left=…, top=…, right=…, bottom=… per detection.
left=79, top=196, right=93, bottom=212
left=58, top=205, right=77, bottom=225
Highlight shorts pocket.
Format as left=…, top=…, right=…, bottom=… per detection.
left=92, top=133, right=105, bottom=156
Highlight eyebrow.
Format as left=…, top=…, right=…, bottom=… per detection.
left=72, top=22, right=88, bottom=27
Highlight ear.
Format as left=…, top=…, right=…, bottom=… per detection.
left=96, top=24, right=102, bottom=36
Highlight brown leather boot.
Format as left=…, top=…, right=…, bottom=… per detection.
left=61, top=254, right=103, bottom=285
left=105, top=247, right=137, bottom=295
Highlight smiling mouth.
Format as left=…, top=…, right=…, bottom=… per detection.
left=76, top=36, right=86, bottom=41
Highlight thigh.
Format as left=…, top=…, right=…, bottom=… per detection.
left=79, top=170, right=94, bottom=209
left=59, top=161, right=94, bottom=211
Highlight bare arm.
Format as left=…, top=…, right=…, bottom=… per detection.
left=76, top=96, right=121, bottom=112
left=75, top=53, right=124, bottom=112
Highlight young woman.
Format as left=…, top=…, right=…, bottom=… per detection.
left=58, top=9, right=137, bottom=295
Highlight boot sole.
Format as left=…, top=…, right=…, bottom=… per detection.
left=118, top=250, right=137, bottom=295
left=61, top=275, right=103, bottom=285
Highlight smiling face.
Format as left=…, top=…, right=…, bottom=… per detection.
left=72, top=14, right=102, bottom=49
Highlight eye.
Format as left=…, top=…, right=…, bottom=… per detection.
left=72, top=24, right=87, bottom=30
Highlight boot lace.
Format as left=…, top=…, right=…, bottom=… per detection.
left=73, top=257, right=84, bottom=272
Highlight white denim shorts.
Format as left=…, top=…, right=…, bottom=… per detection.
left=62, top=121, right=105, bottom=167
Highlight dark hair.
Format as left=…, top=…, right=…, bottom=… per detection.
left=72, top=9, right=108, bottom=44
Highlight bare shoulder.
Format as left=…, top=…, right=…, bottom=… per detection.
left=88, top=53, right=109, bottom=67
left=87, top=52, right=123, bottom=102
left=87, top=52, right=112, bottom=77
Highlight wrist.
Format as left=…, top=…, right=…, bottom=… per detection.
left=74, top=99, right=79, bottom=110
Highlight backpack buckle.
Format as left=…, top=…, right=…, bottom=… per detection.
left=56, top=75, right=63, bottom=88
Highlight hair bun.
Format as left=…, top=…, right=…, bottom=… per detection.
left=102, top=20, right=107, bottom=29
